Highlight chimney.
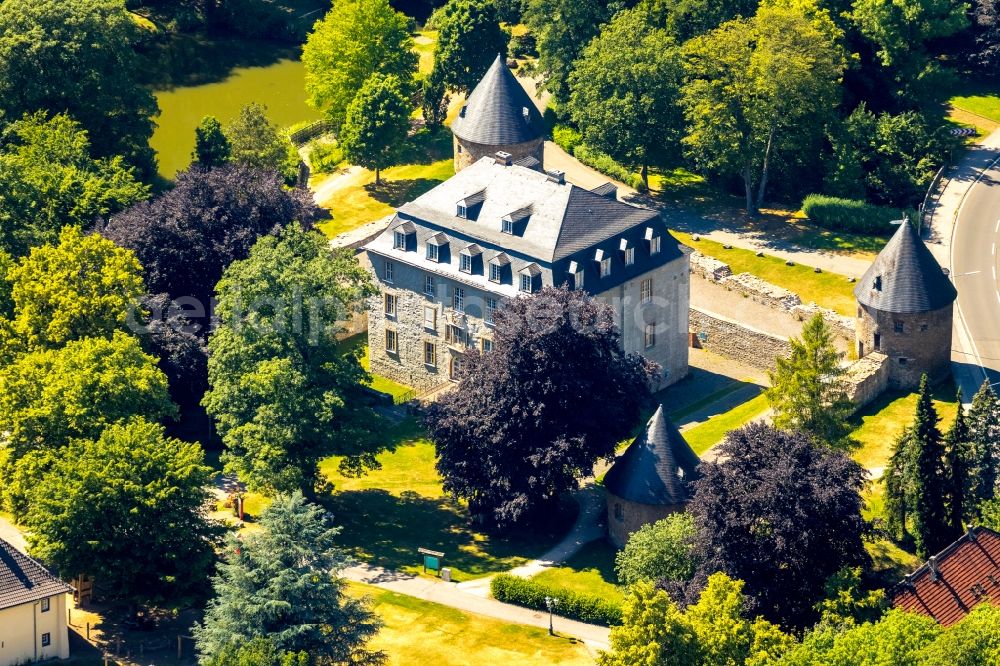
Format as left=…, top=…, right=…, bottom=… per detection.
left=495, top=151, right=512, bottom=166
left=929, top=556, right=940, bottom=582
left=968, top=525, right=977, bottom=541
left=546, top=169, right=565, bottom=185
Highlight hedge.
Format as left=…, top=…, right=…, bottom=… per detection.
left=801, top=194, right=914, bottom=235
left=552, top=124, right=583, bottom=155
left=573, top=144, right=647, bottom=193
left=490, top=573, right=623, bottom=626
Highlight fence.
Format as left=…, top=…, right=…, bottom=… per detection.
left=289, top=120, right=334, bottom=145
left=919, top=164, right=947, bottom=235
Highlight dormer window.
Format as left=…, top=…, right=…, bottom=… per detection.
left=457, top=190, right=486, bottom=221
left=427, top=243, right=439, bottom=262
left=394, top=231, right=406, bottom=249
left=874, top=275, right=883, bottom=291
left=459, top=244, right=482, bottom=275
left=601, top=258, right=612, bottom=277
left=490, top=262, right=502, bottom=282
left=520, top=274, right=532, bottom=293
left=489, top=252, right=511, bottom=283
left=390, top=220, right=415, bottom=251
left=625, top=247, right=635, bottom=266
left=502, top=219, right=513, bottom=234
left=426, top=232, right=447, bottom=263
left=502, top=206, right=532, bottom=236
left=457, top=204, right=467, bottom=218
left=645, top=227, right=661, bottom=255
left=460, top=254, right=472, bottom=273
left=519, top=263, right=541, bottom=294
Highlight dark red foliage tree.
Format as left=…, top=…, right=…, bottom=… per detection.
left=425, top=286, right=656, bottom=528
left=689, top=422, right=868, bottom=629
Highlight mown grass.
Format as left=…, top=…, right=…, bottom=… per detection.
left=414, top=30, right=437, bottom=76
left=530, top=540, right=623, bottom=603
left=682, top=391, right=770, bottom=455
left=673, top=231, right=858, bottom=316
left=336, top=333, right=414, bottom=401
left=348, top=582, right=595, bottom=665
left=849, top=382, right=959, bottom=470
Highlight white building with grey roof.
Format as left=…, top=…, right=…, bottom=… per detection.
left=363, top=155, right=691, bottom=391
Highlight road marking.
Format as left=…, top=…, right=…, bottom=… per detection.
left=996, top=219, right=1000, bottom=233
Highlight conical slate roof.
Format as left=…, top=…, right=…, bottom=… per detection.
left=451, top=55, right=545, bottom=146
left=604, top=406, right=701, bottom=506
left=854, top=221, right=957, bottom=314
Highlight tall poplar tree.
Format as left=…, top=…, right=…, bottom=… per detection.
left=944, top=394, right=973, bottom=531
left=968, top=380, right=1000, bottom=507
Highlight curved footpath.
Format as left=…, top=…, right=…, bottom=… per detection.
left=925, top=128, right=1000, bottom=402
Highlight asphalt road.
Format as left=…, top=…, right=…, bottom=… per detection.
left=952, top=154, right=1000, bottom=393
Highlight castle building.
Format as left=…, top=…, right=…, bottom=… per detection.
left=854, top=221, right=957, bottom=389
left=603, top=406, right=701, bottom=548
left=450, top=55, right=545, bottom=173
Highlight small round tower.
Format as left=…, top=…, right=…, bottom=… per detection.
left=450, top=55, right=545, bottom=173
left=854, top=221, right=957, bottom=390
left=603, top=406, right=701, bottom=548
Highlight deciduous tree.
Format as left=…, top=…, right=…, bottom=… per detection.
left=193, top=115, right=231, bottom=168
left=0, top=112, right=149, bottom=257
left=302, top=0, right=417, bottom=130
left=522, top=0, right=606, bottom=105
left=340, top=74, right=413, bottom=185
left=766, top=314, right=855, bottom=449
left=680, top=1, right=846, bottom=216
left=567, top=7, right=684, bottom=189
left=224, top=103, right=298, bottom=182
left=598, top=581, right=701, bottom=666
left=203, top=225, right=379, bottom=496
left=426, top=286, right=655, bottom=527
left=0, top=0, right=159, bottom=175
left=689, top=423, right=867, bottom=628
left=431, top=0, right=509, bottom=94
left=24, top=418, right=221, bottom=608
left=615, top=513, right=698, bottom=587
left=193, top=493, right=385, bottom=665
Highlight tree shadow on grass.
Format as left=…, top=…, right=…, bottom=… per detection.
left=366, top=178, right=448, bottom=208
left=321, top=489, right=576, bottom=579
left=395, top=128, right=454, bottom=165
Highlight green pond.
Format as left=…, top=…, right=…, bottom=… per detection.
left=150, top=56, right=319, bottom=179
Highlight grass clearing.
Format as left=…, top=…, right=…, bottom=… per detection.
left=673, top=231, right=857, bottom=316
left=414, top=30, right=437, bottom=76
left=862, top=482, right=921, bottom=581
left=530, top=540, right=623, bottom=603
left=849, top=382, right=959, bottom=470
left=681, top=391, right=770, bottom=455
left=336, top=333, right=415, bottom=401
left=348, top=582, right=594, bottom=665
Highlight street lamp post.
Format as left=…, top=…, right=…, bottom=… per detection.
left=545, top=596, right=559, bottom=635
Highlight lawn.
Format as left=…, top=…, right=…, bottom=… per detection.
left=319, top=425, right=574, bottom=582
left=348, top=583, right=595, bottom=665
left=673, top=231, right=858, bottom=316
left=681, top=391, right=770, bottom=455
left=848, top=382, right=959, bottom=470
left=862, top=482, right=921, bottom=582
left=947, top=80, right=1000, bottom=137
left=336, top=332, right=414, bottom=401
left=414, top=30, right=437, bottom=76
left=531, top=540, right=623, bottom=603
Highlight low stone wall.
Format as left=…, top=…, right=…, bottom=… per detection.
left=844, top=352, right=890, bottom=409
left=689, top=252, right=855, bottom=342
left=690, top=307, right=791, bottom=371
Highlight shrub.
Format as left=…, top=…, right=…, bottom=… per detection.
left=308, top=142, right=344, bottom=174
left=490, top=573, right=623, bottom=626
left=552, top=124, right=583, bottom=155
left=574, top=144, right=647, bottom=192
left=801, top=194, right=915, bottom=235
left=510, top=32, right=538, bottom=59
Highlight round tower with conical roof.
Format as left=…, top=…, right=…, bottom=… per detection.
left=450, top=55, right=545, bottom=173
left=604, top=406, right=701, bottom=548
left=854, top=221, right=957, bottom=390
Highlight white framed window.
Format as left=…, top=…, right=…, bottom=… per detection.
left=640, top=279, right=652, bottom=304
left=644, top=322, right=656, bottom=349
left=460, top=253, right=472, bottom=273
left=486, top=297, right=497, bottom=324
left=650, top=236, right=661, bottom=255
left=520, top=274, right=532, bottom=293
left=427, top=243, right=439, bottom=262
left=482, top=338, right=493, bottom=352
left=424, top=275, right=435, bottom=296
left=575, top=269, right=585, bottom=290
left=423, top=305, right=437, bottom=329
left=393, top=231, right=406, bottom=250
left=384, top=293, right=397, bottom=317
left=453, top=287, right=465, bottom=312
left=625, top=247, right=635, bottom=266
left=385, top=329, right=398, bottom=353
left=446, top=324, right=465, bottom=346
left=41, top=633, right=50, bottom=648
left=40, top=598, right=50, bottom=613
left=489, top=262, right=502, bottom=283
left=424, top=341, right=437, bottom=367
left=384, top=261, right=394, bottom=283
left=502, top=219, right=514, bottom=234
left=600, top=258, right=612, bottom=278
left=457, top=204, right=467, bottom=218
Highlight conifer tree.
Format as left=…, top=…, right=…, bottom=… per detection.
left=193, top=493, right=385, bottom=665
left=883, top=430, right=912, bottom=542
left=766, top=314, right=855, bottom=450
left=944, top=393, right=973, bottom=531
left=192, top=116, right=231, bottom=168
left=910, top=374, right=953, bottom=557
left=968, top=380, right=1000, bottom=507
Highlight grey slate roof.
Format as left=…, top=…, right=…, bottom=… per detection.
left=0, top=538, right=71, bottom=611
left=451, top=55, right=546, bottom=146
left=855, top=221, right=957, bottom=314
left=604, top=407, right=701, bottom=506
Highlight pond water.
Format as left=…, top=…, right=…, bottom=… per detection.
left=150, top=53, right=319, bottom=179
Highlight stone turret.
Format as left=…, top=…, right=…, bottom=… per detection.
left=854, top=221, right=957, bottom=389
left=450, top=55, right=545, bottom=173
left=604, top=407, right=701, bottom=548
